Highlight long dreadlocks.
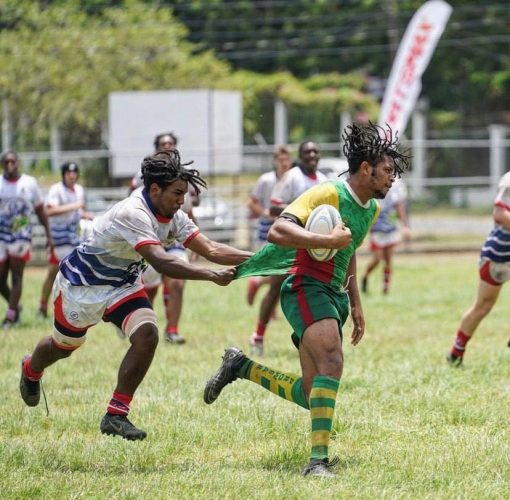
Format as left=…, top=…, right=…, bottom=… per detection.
left=141, top=149, right=207, bottom=195
left=342, top=122, right=411, bottom=177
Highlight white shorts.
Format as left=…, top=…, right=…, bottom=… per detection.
left=479, top=259, right=510, bottom=285
left=0, top=240, right=31, bottom=262
left=49, top=245, right=75, bottom=265
left=142, top=246, right=189, bottom=289
left=370, top=231, right=401, bottom=250
left=52, top=272, right=146, bottom=330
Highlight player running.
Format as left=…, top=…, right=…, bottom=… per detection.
left=204, top=122, right=410, bottom=477
left=20, top=149, right=252, bottom=441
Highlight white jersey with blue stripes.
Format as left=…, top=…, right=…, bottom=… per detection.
left=0, top=173, right=43, bottom=243
left=46, top=181, right=85, bottom=247
left=59, top=188, right=199, bottom=287
left=481, top=171, right=510, bottom=263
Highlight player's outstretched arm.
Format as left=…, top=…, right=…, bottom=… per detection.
left=138, top=243, right=235, bottom=285
left=187, top=233, right=253, bottom=265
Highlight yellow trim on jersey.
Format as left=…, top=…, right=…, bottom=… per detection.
left=372, top=200, right=381, bottom=225
left=282, top=182, right=339, bottom=226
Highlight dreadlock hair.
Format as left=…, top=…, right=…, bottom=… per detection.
left=141, top=149, right=207, bottom=195
left=342, top=122, right=411, bottom=177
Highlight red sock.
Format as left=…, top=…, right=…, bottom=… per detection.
left=166, top=325, right=178, bottom=335
left=163, top=284, right=170, bottom=307
left=255, top=320, right=267, bottom=338
left=39, top=301, right=48, bottom=312
left=23, top=356, right=44, bottom=381
left=383, top=266, right=391, bottom=293
left=107, top=391, right=132, bottom=416
left=451, top=329, right=471, bottom=357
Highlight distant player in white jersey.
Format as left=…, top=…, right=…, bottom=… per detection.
left=20, top=149, right=252, bottom=441
left=248, top=141, right=328, bottom=356
left=37, top=162, right=94, bottom=318
left=447, top=171, right=510, bottom=366
left=0, top=151, right=52, bottom=328
left=246, top=145, right=292, bottom=306
left=360, top=177, right=410, bottom=295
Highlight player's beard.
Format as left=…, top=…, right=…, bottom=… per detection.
left=373, top=190, right=388, bottom=199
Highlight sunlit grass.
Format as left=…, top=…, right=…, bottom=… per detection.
left=0, top=256, right=509, bottom=498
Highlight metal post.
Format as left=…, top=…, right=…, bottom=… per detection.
left=274, top=98, right=288, bottom=145
left=411, top=100, right=427, bottom=199
left=489, top=124, right=506, bottom=192
left=50, top=123, right=61, bottom=172
left=2, top=100, right=11, bottom=152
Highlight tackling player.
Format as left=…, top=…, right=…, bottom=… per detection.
left=20, top=150, right=252, bottom=441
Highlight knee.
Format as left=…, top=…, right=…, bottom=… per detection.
left=317, top=346, right=343, bottom=378
left=474, top=298, right=496, bottom=318
left=170, top=280, right=185, bottom=295
left=131, top=323, right=159, bottom=352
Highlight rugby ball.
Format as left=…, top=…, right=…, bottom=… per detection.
left=305, top=204, right=342, bottom=261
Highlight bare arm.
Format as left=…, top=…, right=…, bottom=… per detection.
left=247, top=196, right=271, bottom=219
left=137, top=243, right=235, bottom=286
left=396, top=200, right=411, bottom=241
left=344, top=253, right=365, bottom=346
left=493, top=205, right=510, bottom=230
left=35, top=204, right=53, bottom=249
left=267, top=216, right=352, bottom=250
left=187, top=233, right=253, bottom=265
left=46, top=200, right=84, bottom=217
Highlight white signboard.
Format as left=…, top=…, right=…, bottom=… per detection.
left=108, top=89, right=243, bottom=177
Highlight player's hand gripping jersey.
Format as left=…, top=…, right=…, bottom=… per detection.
left=60, top=188, right=199, bottom=287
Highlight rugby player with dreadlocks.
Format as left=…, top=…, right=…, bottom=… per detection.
left=19, top=150, right=252, bottom=441
left=204, top=122, right=410, bottom=477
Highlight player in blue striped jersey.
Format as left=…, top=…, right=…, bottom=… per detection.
left=447, top=171, right=510, bottom=365
left=20, top=149, right=252, bottom=440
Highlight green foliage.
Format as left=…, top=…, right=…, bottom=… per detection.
left=1, top=0, right=379, bottom=151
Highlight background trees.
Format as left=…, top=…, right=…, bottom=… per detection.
left=1, top=0, right=508, bottom=154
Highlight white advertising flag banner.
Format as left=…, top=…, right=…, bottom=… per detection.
left=378, top=0, right=452, bottom=136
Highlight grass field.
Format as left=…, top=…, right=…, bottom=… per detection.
left=1, top=254, right=509, bottom=499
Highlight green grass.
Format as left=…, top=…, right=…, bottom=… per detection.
left=1, top=255, right=509, bottom=499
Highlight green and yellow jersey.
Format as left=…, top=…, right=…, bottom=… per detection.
left=236, top=180, right=379, bottom=288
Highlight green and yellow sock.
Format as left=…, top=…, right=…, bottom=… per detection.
left=238, top=360, right=309, bottom=409
left=309, top=375, right=340, bottom=460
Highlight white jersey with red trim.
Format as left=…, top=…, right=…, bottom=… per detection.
left=59, top=188, right=199, bottom=287
left=271, top=165, right=328, bottom=209
left=46, top=181, right=85, bottom=247
left=0, top=173, right=43, bottom=243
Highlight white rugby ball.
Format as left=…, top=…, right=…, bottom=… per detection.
left=305, top=204, right=342, bottom=261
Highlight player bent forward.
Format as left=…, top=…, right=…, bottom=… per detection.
left=204, top=123, right=410, bottom=477
left=19, top=150, right=252, bottom=440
